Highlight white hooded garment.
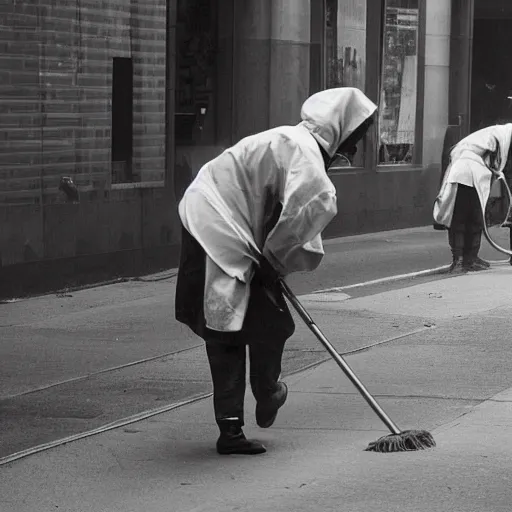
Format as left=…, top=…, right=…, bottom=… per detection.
left=179, top=87, right=377, bottom=332
left=433, top=124, right=512, bottom=227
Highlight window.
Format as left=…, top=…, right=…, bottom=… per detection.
left=326, top=0, right=367, bottom=91
left=110, top=1, right=168, bottom=185
left=378, top=0, right=420, bottom=165
left=325, top=0, right=368, bottom=168
left=111, top=58, right=134, bottom=184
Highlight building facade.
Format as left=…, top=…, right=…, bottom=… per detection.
left=0, top=0, right=466, bottom=295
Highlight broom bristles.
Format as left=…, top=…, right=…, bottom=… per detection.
left=365, top=430, right=435, bottom=453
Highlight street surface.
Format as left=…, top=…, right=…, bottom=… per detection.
left=0, top=226, right=509, bottom=461
left=1, top=225, right=512, bottom=512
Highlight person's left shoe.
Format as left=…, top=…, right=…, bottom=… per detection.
left=472, top=256, right=490, bottom=268
left=255, top=382, right=288, bottom=429
left=463, top=230, right=490, bottom=271
left=463, top=258, right=489, bottom=271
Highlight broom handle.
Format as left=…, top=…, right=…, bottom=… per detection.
left=279, top=278, right=402, bottom=435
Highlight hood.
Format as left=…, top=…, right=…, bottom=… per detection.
left=299, top=87, right=378, bottom=158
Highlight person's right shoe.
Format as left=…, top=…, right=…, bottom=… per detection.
left=448, top=229, right=466, bottom=275
left=448, top=257, right=467, bottom=274
left=216, top=421, right=266, bottom=455
left=255, top=381, right=288, bottom=429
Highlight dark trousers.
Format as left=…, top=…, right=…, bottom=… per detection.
left=448, top=184, right=483, bottom=261
left=175, top=227, right=295, bottom=426
left=205, top=335, right=286, bottom=425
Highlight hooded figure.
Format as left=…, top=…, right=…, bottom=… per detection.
left=433, top=123, right=512, bottom=272
left=176, top=87, right=377, bottom=455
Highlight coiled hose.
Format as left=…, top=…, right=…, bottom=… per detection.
left=482, top=171, right=512, bottom=256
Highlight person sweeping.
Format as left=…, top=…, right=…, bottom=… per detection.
left=175, top=87, right=377, bottom=455
left=434, top=123, right=512, bottom=273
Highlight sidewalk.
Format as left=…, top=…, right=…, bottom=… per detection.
left=2, top=263, right=512, bottom=511
left=0, top=223, right=466, bottom=461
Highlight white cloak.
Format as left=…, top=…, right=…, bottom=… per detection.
left=178, top=88, right=377, bottom=332
left=433, top=124, right=512, bottom=227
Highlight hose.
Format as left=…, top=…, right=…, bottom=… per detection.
left=481, top=171, right=512, bottom=256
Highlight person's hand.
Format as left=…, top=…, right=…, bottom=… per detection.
left=257, top=256, right=284, bottom=312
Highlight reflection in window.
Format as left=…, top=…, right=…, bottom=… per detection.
left=325, top=0, right=367, bottom=168
left=379, top=0, right=419, bottom=165
left=326, top=0, right=367, bottom=90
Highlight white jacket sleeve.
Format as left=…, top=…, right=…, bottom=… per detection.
left=262, top=143, right=337, bottom=275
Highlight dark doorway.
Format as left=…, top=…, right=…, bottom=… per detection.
left=471, top=2, right=512, bottom=131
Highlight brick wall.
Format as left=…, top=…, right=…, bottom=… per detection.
left=0, top=0, right=166, bottom=205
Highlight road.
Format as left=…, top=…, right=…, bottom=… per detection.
left=0, top=226, right=510, bottom=461
left=286, top=225, right=508, bottom=294
left=2, top=247, right=512, bottom=511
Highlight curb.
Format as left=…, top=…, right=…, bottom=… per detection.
left=0, top=269, right=179, bottom=304
left=311, top=259, right=511, bottom=295
left=312, top=265, right=450, bottom=294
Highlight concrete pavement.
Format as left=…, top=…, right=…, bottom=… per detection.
left=0, top=276, right=426, bottom=460
left=2, top=261, right=512, bottom=510
left=0, top=224, right=486, bottom=460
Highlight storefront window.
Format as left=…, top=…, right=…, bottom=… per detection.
left=378, top=0, right=419, bottom=165
left=325, top=0, right=367, bottom=168
left=326, top=0, right=367, bottom=91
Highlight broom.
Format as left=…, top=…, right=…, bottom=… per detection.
left=226, top=219, right=435, bottom=452
left=277, top=277, right=435, bottom=453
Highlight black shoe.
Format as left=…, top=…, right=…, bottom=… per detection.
left=472, top=256, right=490, bottom=268
left=463, top=257, right=489, bottom=272
left=256, top=382, right=288, bottom=429
left=463, top=230, right=489, bottom=270
left=448, top=257, right=467, bottom=274
left=464, top=262, right=488, bottom=272
left=216, top=421, right=266, bottom=455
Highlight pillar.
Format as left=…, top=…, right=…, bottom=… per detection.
left=449, top=0, right=474, bottom=136
left=232, top=0, right=272, bottom=141
left=269, top=0, right=311, bottom=127
left=232, top=0, right=311, bottom=140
